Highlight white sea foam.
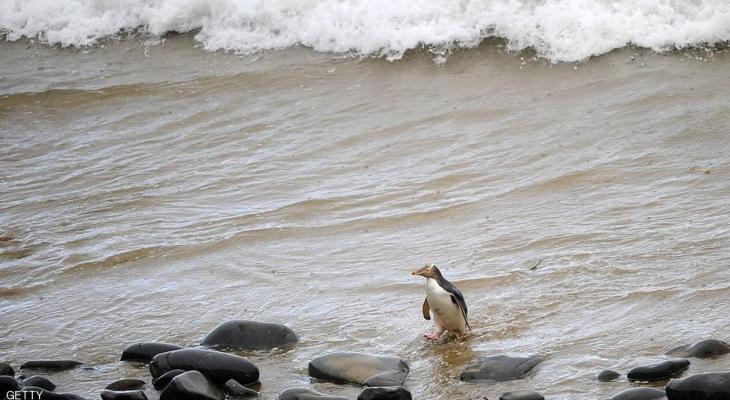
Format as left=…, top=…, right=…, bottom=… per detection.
left=1, top=0, right=729, bottom=62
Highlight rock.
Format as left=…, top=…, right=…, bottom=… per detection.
left=308, top=352, right=409, bottom=386
left=105, top=379, right=145, bottom=391
left=20, top=360, right=82, bottom=371
left=0, top=375, right=20, bottom=392
left=598, top=369, right=621, bottom=382
left=665, top=372, right=730, bottom=400
left=0, top=362, right=14, bottom=377
left=609, top=387, right=667, bottom=400
left=22, top=376, right=56, bottom=391
left=224, top=379, right=259, bottom=398
left=100, top=390, right=147, bottom=400
left=121, top=343, right=182, bottom=362
left=459, top=354, right=543, bottom=382
left=276, top=388, right=350, bottom=400
left=667, top=339, right=730, bottom=359
left=201, top=320, right=298, bottom=350
left=160, top=371, right=223, bottom=400
left=499, top=390, right=545, bottom=400
left=627, top=359, right=690, bottom=382
left=150, top=349, right=259, bottom=386
left=153, top=370, right=186, bottom=390
left=357, top=387, right=412, bottom=400
left=19, top=387, right=87, bottom=400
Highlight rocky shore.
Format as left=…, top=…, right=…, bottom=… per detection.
left=1, top=322, right=728, bottom=400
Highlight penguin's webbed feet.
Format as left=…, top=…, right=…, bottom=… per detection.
left=424, top=331, right=442, bottom=340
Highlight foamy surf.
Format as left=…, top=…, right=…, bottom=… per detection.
left=1, top=0, right=729, bottom=62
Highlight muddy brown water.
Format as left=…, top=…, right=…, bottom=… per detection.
left=1, top=36, right=729, bottom=399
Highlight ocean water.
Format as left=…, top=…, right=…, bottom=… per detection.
left=1, top=2, right=730, bottom=399
left=2, top=0, right=730, bottom=62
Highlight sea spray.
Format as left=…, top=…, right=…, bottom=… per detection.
left=1, top=0, right=729, bottom=62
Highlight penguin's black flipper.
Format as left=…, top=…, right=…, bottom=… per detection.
left=441, top=277, right=471, bottom=332
left=422, top=297, right=431, bottom=320
left=450, top=294, right=471, bottom=331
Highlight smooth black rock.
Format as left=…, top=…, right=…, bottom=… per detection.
left=100, top=390, right=147, bottom=400
left=105, top=379, right=145, bottom=391
left=19, top=387, right=87, bottom=400
left=627, top=359, right=690, bottom=382
left=667, top=340, right=730, bottom=359
left=160, top=371, right=223, bottom=400
left=201, top=320, right=299, bottom=350
left=609, top=387, right=667, bottom=400
left=665, top=372, right=730, bottom=400
left=150, top=349, right=259, bottom=386
left=499, top=390, right=545, bottom=400
left=121, top=343, right=182, bottom=362
left=0, top=362, right=14, bottom=377
left=598, top=369, right=621, bottom=382
left=276, top=388, right=349, bottom=400
left=308, top=352, right=409, bottom=386
left=459, top=354, right=543, bottom=382
left=223, top=379, right=258, bottom=398
left=22, top=376, right=56, bottom=391
left=153, top=369, right=186, bottom=390
left=20, top=360, right=82, bottom=371
left=357, top=387, right=412, bottom=400
left=0, top=375, right=21, bottom=393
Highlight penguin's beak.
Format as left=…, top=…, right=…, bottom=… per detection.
left=410, top=268, right=424, bottom=276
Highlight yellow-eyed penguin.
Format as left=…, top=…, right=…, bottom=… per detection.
left=411, top=264, right=471, bottom=340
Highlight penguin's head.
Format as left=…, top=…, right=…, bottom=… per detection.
left=411, top=263, right=440, bottom=278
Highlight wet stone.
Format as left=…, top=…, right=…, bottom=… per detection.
left=499, top=390, right=545, bottom=400
left=150, top=349, right=259, bottom=386
left=100, top=390, right=147, bottom=400
left=627, top=359, right=690, bottom=382
left=609, top=387, right=667, bottom=400
left=105, top=379, right=145, bottom=391
left=121, top=343, right=182, bottom=362
left=357, top=387, right=412, bottom=400
left=201, top=320, right=298, bottom=350
left=459, top=354, right=543, bottom=382
left=308, top=352, right=409, bottom=386
left=224, top=379, right=259, bottom=398
left=667, top=339, right=730, bottom=359
left=20, top=360, right=82, bottom=371
left=598, top=369, right=621, bottom=382
left=276, top=388, right=349, bottom=400
left=665, top=371, right=730, bottom=400
left=153, top=369, right=186, bottom=390
left=0, top=362, right=14, bottom=377
left=160, top=371, right=223, bottom=400
left=22, top=376, right=56, bottom=391
left=0, top=376, right=20, bottom=393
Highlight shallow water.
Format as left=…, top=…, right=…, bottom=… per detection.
left=1, top=36, right=730, bottom=399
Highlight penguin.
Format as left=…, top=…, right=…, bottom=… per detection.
left=411, top=264, right=471, bottom=340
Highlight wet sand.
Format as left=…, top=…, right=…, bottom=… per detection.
left=1, top=36, right=729, bottom=399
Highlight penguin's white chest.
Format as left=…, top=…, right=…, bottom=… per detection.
left=425, top=278, right=461, bottom=324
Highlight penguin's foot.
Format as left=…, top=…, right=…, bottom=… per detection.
left=424, top=331, right=442, bottom=340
